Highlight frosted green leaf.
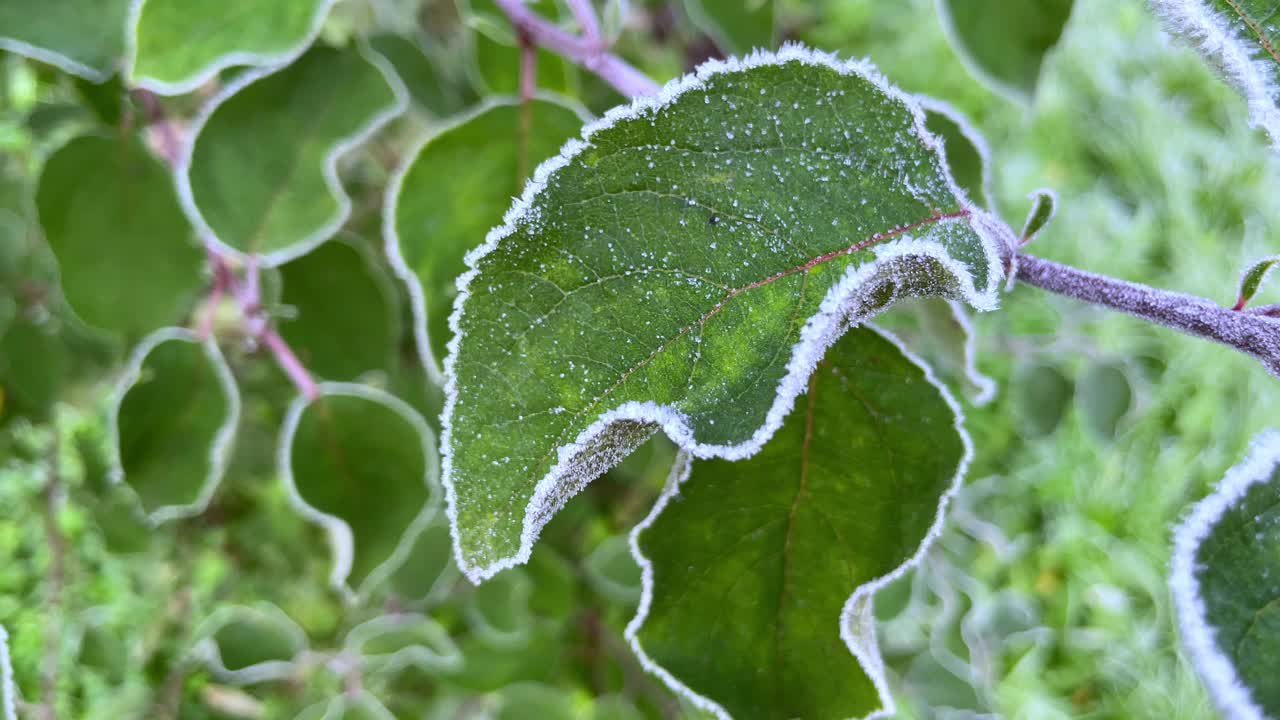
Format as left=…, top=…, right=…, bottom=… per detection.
left=443, top=47, right=1010, bottom=581
left=126, top=0, right=337, bottom=95
left=295, top=692, right=396, bottom=720
left=37, top=134, right=204, bottom=336
left=1172, top=430, right=1280, bottom=720
left=876, top=297, right=996, bottom=405
left=277, top=237, right=400, bottom=381
left=684, top=0, right=776, bottom=55
left=919, top=96, right=993, bottom=210
left=179, top=47, right=408, bottom=264
left=1236, top=255, right=1279, bottom=309
left=0, top=625, right=14, bottom=720
left=1152, top=0, right=1280, bottom=147
left=387, top=96, right=589, bottom=380
left=111, top=328, right=239, bottom=523
left=279, top=383, right=439, bottom=599
left=937, top=0, right=1075, bottom=103
left=0, top=0, right=131, bottom=81
left=346, top=614, right=463, bottom=675
left=1020, top=188, right=1057, bottom=243
left=628, top=326, right=968, bottom=720
left=192, top=603, right=307, bottom=685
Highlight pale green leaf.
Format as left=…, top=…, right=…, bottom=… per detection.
left=684, top=0, right=776, bottom=55
left=280, top=382, right=439, bottom=598
left=37, top=133, right=204, bottom=336
left=443, top=47, right=1010, bottom=580
left=385, top=515, right=456, bottom=605
left=466, top=567, right=534, bottom=649
left=387, top=95, right=589, bottom=380
left=295, top=692, right=396, bottom=720
left=192, top=603, right=308, bottom=685
left=179, top=46, right=408, bottom=264
left=0, top=0, right=131, bottom=81
left=584, top=535, right=642, bottom=606
left=1237, top=255, right=1279, bottom=309
left=628, top=326, right=968, bottom=720
left=277, top=236, right=400, bottom=381
left=937, top=0, right=1075, bottom=103
left=1172, top=429, right=1280, bottom=720
left=1152, top=0, right=1280, bottom=147
left=1078, top=361, right=1132, bottom=440
left=126, top=0, right=337, bottom=94
left=111, top=327, right=239, bottom=523
left=345, top=614, right=463, bottom=676
left=1015, top=362, right=1072, bottom=436
left=497, top=683, right=578, bottom=720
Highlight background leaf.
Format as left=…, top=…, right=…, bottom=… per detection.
left=919, top=96, right=993, bottom=210
left=0, top=0, right=131, bottom=81
left=280, top=383, right=438, bottom=597
left=179, top=46, right=407, bottom=264
left=192, top=603, right=308, bottom=685
left=387, top=95, right=588, bottom=377
left=345, top=614, right=462, bottom=676
left=111, top=327, right=239, bottom=522
left=37, top=133, right=204, bottom=336
left=1172, top=429, right=1280, bottom=720
left=628, top=326, right=968, bottom=720
left=0, top=314, right=69, bottom=424
left=937, top=0, right=1075, bottom=103
left=127, top=0, right=336, bottom=94
left=683, top=0, right=776, bottom=56
left=444, top=48, right=1009, bottom=580
left=1078, top=361, right=1132, bottom=440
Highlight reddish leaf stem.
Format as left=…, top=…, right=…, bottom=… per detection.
left=1016, top=253, right=1280, bottom=377
left=261, top=328, right=321, bottom=401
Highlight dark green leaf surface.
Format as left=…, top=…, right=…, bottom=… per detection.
left=443, top=49, right=1009, bottom=580
left=0, top=0, right=131, bottom=81
left=0, top=314, right=69, bottom=423
left=1172, top=430, right=1280, bottom=720
left=920, top=97, right=992, bottom=209
left=1152, top=0, right=1280, bottom=146
left=277, top=237, right=399, bottom=381
left=180, top=47, right=406, bottom=264
left=937, top=0, right=1075, bottom=102
left=1238, top=255, right=1279, bottom=308
left=684, top=0, right=776, bottom=55
left=1078, top=362, right=1131, bottom=440
left=629, top=326, right=967, bottom=720
left=194, top=603, right=307, bottom=684
left=1020, top=188, right=1057, bottom=243
left=1016, top=363, right=1072, bottom=436
left=112, top=328, right=238, bottom=522
left=38, top=134, right=204, bottom=336
left=368, top=34, right=468, bottom=117
left=127, top=0, right=335, bottom=94
left=281, top=383, right=437, bottom=596
left=386, top=516, right=454, bottom=604
left=388, top=96, right=587, bottom=376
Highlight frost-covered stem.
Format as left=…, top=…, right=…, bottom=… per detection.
left=39, top=431, right=64, bottom=720
left=1016, top=253, right=1280, bottom=377
left=566, top=0, right=602, bottom=47
left=261, top=329, right=321, bottom=401
left=494, top=0, right=659, bottom=97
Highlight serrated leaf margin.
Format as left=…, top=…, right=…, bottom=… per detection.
left=277, top=381, right=442, bottom=601
left=623, top=324, right=973, bottom=720
left=109, top=326, right=241, bottom=524
left=190, top=602, right=309, bottom=685
left=382, top=91, right=593, bottom=386
left=174, top=45, right=409, bottom=266
left=440, top=44, right=1010, bottom=582
left=1170, top=428, right=1280, bottom=720
left=123, top=0, right=339, bottom=95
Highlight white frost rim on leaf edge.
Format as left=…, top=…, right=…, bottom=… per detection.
left=382, top=91, right=593, bottom=386
left=1170, top=428, right=1280, bottom=720
left=190, top=602, right=308, bottom=685
left=277, top=381, right=442, bottom=602
left=624, top=324, right=974, bottom=720
left=1150, top=0, right=1280, bottom=148
left=944, top=298, right=998, bottom=406
left=935, top=0, right=1061, bottom=105
left=302, top=691, right=397, bottom=720
left=915, top=95, right=998, bottom=215
left=0, top=625, right=15, bottom=720
left=123, top=0, right=339, bottom=95
left=108, top=327, right=240, bottom=525
left=440, top=43, right=1011, bottom=582
left=174, top=44, right=409, bottom=267
left=345, top=613, right=464, bottom=675
left=0, top=37, right=114, bottom=83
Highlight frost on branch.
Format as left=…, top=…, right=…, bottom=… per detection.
left=442, top=45, right=1013, bottom=581
left=1151, top=0, right=1280, bottom=148
left=627, top=326, right=970, bottom=720
left=1171, top=429, right=1280, bottom=720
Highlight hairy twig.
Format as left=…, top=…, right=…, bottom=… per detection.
left=1016, top=253, right=1280, bottom=378
left=494, top=0, right=658, bottom=97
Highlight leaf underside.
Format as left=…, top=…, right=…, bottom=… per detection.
left=1173, top=430, right=1280, bottom=720
left=443, top=48, right=1007, bottom=580
left=629, top=326, right=966, bottom=720
left=937, top=0, right=1075, bottom=102
left=0, top=0, right=131, bottom=80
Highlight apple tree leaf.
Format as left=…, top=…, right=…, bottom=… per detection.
left=626, top=326, right=969, bottom=720
left=386, top=95, right=589, bottom=381
left=178, top=46, right=408, bottom=264
left=37, top=133, right=204, bottom=336
left=1151, top=0, right=1280, bottom=147
left=295, top=692, right=396, bottom=720
left=191, top=603, right=308, bottom=685
left=1172, top=429, right=1280, bottom=720
left=279, top=382, right=440, bottom=599
left=937, top=0, right=1075, bottom=103
left=1236, top=254, right=1279, bottom=310
left=110, top=327, right=240, bottom=523
left=442, top=47, right=1011, bottom=581
left=683, top=0, right=776, bottom=56
left=1020, top=188, right=1057, bottom=243
left=0, top=0, right=131, bottom=81
left=918, top=96, right=993, bottom=211
left=126, top=0, right=337, bottom=95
